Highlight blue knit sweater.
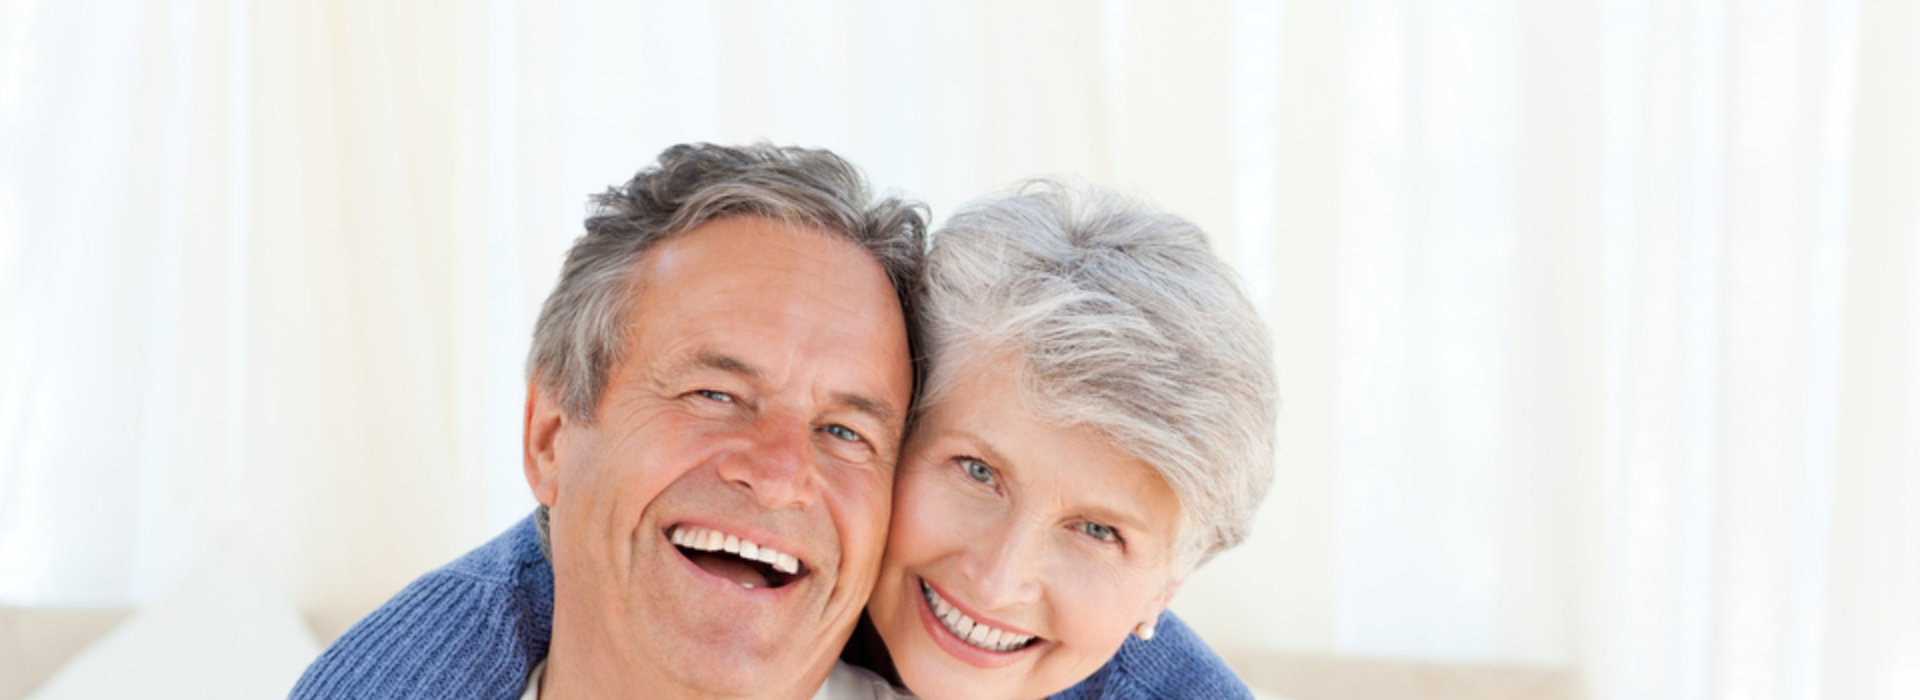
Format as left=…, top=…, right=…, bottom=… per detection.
left=291, top=512, right=1252, bottom=699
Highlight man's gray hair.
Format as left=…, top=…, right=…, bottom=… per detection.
left=917, top=181, right=1276, bottom=576
left=528, top=142, right=929, bottom=422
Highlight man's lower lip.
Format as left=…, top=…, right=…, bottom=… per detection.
left=912, top=577, right=1036, bottom=669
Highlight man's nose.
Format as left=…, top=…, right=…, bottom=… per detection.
left=717, top=410, right=822, bottom=510
left=969, top=519, right=1046, bottom=609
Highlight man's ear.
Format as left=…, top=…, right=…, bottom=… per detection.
left=523, top=379, right=566, bottom=507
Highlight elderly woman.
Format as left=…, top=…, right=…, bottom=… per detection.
left=853, top=181, right=1276, bottom=699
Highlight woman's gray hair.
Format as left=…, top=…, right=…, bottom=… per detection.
left=917, top=180, right=1276, bottom=576
left=527, top=142, right=929, bottom=422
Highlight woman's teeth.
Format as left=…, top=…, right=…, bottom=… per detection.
left=922, top=580, right=1035, bottom=652
left=670, top=525, right=801, bottom=575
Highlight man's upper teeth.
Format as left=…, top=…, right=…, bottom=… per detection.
left=670, top=525, right=800, bottom=574
left=922, top=581, right=1034, bottom=652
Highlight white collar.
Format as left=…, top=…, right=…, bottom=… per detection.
left=522, top=659, right=914, bottom=699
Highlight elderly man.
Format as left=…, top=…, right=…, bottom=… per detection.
left=292, top=143, right=924, bottom=699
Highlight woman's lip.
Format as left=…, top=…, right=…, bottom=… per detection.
left=912, top=576, right=1042, bottom=669
left=920, top=579, right=1039, bottom=637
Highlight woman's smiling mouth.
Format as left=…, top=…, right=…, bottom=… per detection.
left=920, top=579, right=1041, bottom=653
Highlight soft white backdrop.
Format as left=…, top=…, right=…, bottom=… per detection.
left=4, top=1, right=1918, bottom=698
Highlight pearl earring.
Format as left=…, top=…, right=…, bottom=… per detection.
left=1133, top=622, right=1156, bottom=641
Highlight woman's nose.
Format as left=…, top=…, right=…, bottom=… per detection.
left=968, top=520, right=1046, bottom=609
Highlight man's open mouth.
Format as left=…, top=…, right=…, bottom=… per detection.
left=669, top=524, right=809, bottom=590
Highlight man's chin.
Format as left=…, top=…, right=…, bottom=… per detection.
left=636, top=604, right=843, bottom=697
left=658, top=646, right=834, bottom=700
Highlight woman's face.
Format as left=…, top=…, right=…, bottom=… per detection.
left=867, top=362, right=1185, bottom=699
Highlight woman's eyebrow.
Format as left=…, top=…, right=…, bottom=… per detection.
left=946, top=429, right=1018, bottom=476
left=1078, top=503, right=1150, bottom=532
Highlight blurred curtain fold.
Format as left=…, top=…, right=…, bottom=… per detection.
left=2, top=1, right=1916, bottom=698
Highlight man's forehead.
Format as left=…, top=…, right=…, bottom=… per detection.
left=616, top=216, right=914, bottom=418
left=622, top=221, right=904, bottom=325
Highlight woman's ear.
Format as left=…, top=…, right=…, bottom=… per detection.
left=1149, top=580, right=1182, bottom=618
left=1136, top=578, right=1184, bottom=634
left=1132, top=582, right=1184, bottom=640
left=523, top=379, right=566, bottom=507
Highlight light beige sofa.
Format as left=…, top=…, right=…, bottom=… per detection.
left=1, top=607, right=129, bottom=700
left=2, top=606, right=1583, bottom=699
left=1224, top=650, right=1584, bottom=700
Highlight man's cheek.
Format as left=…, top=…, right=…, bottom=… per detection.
left=848, top=487, right=895, bottom=570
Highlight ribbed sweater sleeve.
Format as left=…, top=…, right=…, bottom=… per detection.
left=290, top=514, right=553, bottom=700
left=1050, top=612, right=1254, bottom=700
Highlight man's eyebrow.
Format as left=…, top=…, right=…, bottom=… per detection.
left=688, top=351, right=898, bottom=426
left=833, top=392, right=899, bottom=427
left=692, top=351, right=759, bottom=378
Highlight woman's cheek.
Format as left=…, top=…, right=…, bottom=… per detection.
left=889, top=467, right=953, bottom=553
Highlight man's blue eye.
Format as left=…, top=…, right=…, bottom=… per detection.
left=1080, top=522, right=1120, bottom=543
left=962, top=459, right=995, bottom=485
left=824, top=424, right=861, bottom=442
left=695, top=389, right=734, bottom=403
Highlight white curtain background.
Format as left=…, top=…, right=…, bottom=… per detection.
left=3, top=1, right=1917, bottom=698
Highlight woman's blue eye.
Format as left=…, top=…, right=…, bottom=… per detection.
left=962, top=459, right=995, bottom=485
left=824, top=424, right=861, bottom=442
left=695, top=389, right=734, bottom=403
left=1081, top=521, right=1120, bottom=543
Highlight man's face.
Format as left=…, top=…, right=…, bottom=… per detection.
left=526, top=216, right=913, bottom=697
